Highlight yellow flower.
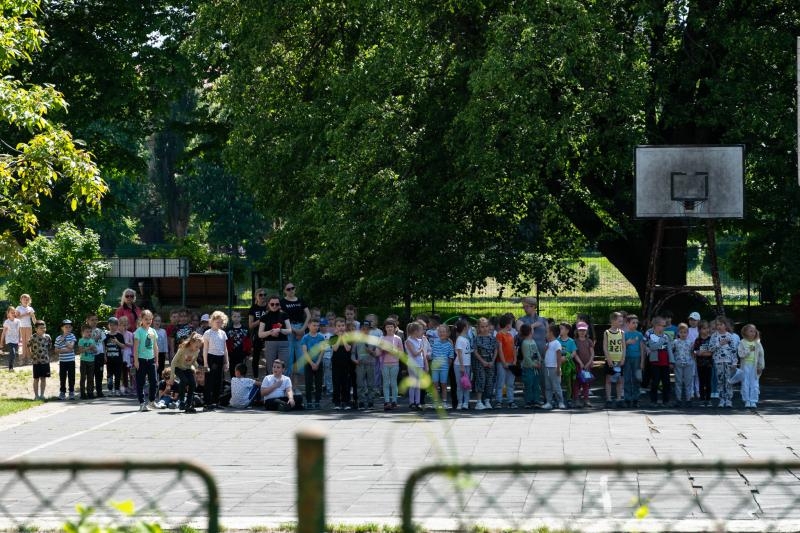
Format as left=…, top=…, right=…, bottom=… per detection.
left=110, top=499, right=136, bottom=516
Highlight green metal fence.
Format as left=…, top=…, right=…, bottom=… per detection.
left=0, top=460, right=219, bottom=532
left=401, top=460, right=800, bottom=532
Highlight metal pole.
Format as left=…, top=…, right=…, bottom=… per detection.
left=297, top=427, right=326, bottom=533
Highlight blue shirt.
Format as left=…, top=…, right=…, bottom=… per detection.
left=431, top=338, right=454, bottom=362
left=557, top=337, right=577, bottom=358
left=55, top=333, right=77, bottom=362
left=625, top=331, right=644, bottom=358
left=301, top=332, right=326, bottom=363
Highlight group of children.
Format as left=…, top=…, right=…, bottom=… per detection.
left=3, top=297, right=767, bottom=412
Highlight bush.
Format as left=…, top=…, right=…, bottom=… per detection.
left=7, top=223, right=110, bottom=329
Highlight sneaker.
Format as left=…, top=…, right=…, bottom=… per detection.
left=147, top=401, right=158, bottom=410
left=509, top=402, right=518, bottom=409
left=334, top=405, right=342, bottom=410
left=558, top=402, right=566, bottom=409
left=542, top=403, right=553, bottom=410
left=483, top=400, right=493, bottom=409
left=168, top=402, right=178, bottom=409
left=584, top=400, right=593, bottom=408
left=156, top=401, right=166, bottom=409
left=139, top=402, right=149, bottom=412
left=384, top=403, right=391, bottom=411
left=391, top=402, right=397, bottom=409
left=68, top=392, right=76, bottom=400
left=474, top=401, right=486, bottom=410
left=344, top=405, right=352, bottom=410
left=58, top=392, right=66, bottom=401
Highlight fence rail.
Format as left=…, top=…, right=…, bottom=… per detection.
left=401, top=460, right=800, bottom=532
left=0, top=460, right=219, bottom=532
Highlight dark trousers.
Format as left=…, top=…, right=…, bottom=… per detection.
left=175, top=367, right=196, bottom=408
left=107, top=357, right=123, bottom=391
left=331, top=357, right=351, bottom=405
left=79, top=360, right=95, bottom=396
left=205, top=354, right=225, bottom=406
left=264, top=396, right=303, bottom=410
left=649, top=364, right=671, bottom=404
left=698, top=364, right=712, bottom=401
left=157, top=352, right=167, bottom=376
left=94, top=356, right=105, bottom=395
left=349, top=363, right=358, bottom=405
left=305, top=363, right=324, bottom=403
left=229, top=350, right=246, bottom=379
left=135, top=358, right=158, bottom=404
left=59, top=360, right=75, bottom=393
left=252, top=337, right=264, bottom=378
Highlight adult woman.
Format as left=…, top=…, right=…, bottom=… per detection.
left=114, top=289, right=141, bottom=333
left=257, top=295, right=291, bottom=372
left=248, top=288, right=269, bottom=378
left=280, top=282, right=310, bottom=378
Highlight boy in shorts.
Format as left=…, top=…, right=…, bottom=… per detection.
left=29, top=320, right=51, bottom=400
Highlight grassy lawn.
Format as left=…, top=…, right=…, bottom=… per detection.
left=0, top=398, right=42, bottom=417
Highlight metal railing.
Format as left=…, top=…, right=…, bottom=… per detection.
left=401, top=460, right=800, bottom=532
left=0, top=460, right=219, bottom=532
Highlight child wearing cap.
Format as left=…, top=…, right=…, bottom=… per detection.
left=104, top=317, right=126, bottom=395
left=54, top=319, right=77, bottom=400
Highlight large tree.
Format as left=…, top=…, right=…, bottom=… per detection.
left=195, top=0, right=800, bottom=309
left=0, top=0, right=104, bottom=235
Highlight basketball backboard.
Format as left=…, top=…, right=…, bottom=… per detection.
left=635, top=145, right=744, bottom=218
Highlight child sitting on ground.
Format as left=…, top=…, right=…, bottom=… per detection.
left=156, top=367, right=179, bottom=409
left=230, top=362, right=262, bottom=408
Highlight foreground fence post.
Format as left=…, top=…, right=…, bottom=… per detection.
left=297, top=427, right=326, bottom=533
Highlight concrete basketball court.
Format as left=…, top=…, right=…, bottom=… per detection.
left=0, top=386, right=799, bottom=531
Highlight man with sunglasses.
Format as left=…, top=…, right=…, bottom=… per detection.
left=248, top=289, right=269, bottom=378
left=280, top=282, right=310, bottom=379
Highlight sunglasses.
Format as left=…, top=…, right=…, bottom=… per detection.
left=268, top=302, right=280, bottom=307
left=125, top=294, right=135, bottom=299
left=285, top=286, right=295, bottom=291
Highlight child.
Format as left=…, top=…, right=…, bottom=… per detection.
left=404, top=322, right=427, bottom=411
left=574, top=322, right=594, bottom=407
left=2, top=306, right=21, bottom=371
left=645, top=316, right=674, bottom=406
left=86, top=314, right=106, bottom=398
left=673, top=323, right=695, bottom=407
left=330, top=318, right=352, bottom=410
left=28, top=320, right=51, bottom=399
left=170, top=309, right=194, bottom=359
left=229, top=362, right=262, bottom=408
left=603, top=312, right=626, bottom=408
left=171, top=332, right=203, bottom=413
left=430, top=324, right=454, bottom=409
left=77, top=324, right=97, bottom=399
left=557, top=322, right=577, bottom=408
left=738, top=324, right=765, bottom=408
left=156, top=367, right=179, bottom=408
left=118, top=315, right=134, bottom=395
left=622, top=315, right=645, bottom=407
left=104, top=317, right=125, bottom=395
left=351, top=320, right=377, bottom=409
left=226, top=310, right=251, bottom=379
left=153, top=314, right=168, bottom=376
left=202, top=310, right=229, bottom=410
left=302, top=317, right=327, bottom=409
left=320, top=318, right=334, bottom=395
left=542, top=324, right=565, bottom=410
left=54, top=319, right=77, bottom=400
left=133, top=309, right=159, bottom=411
left=519, top=323, right=541, bottom=408
left=380, top=319, right=403, bottom=411
left=709, top=316, right=737, bottom=408
left=473, top=318, right=497, bottom=410
left=693, top=320, right=714, bottom=407
left=454, top=319, right=472, bottom=410
left=493, top=315, right=516, bottom=408
left=15, top=294, right=35, bottom=363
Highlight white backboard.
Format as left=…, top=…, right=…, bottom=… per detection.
left=635, top=145, right=745, bottom=218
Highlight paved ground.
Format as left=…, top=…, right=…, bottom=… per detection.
left=0, top=386, right=799, bottom=531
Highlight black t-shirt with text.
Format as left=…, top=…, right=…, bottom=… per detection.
left=104, top=332, right=125, bottom=357
left=260, top=310, right=289, bottom=342
left=280, top=297, right=308, bottom=324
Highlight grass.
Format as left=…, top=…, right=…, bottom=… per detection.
left=0, top=398, right=42, bottom=417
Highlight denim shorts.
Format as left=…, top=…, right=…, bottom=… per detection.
left=430, top=359, right=449, bottom=384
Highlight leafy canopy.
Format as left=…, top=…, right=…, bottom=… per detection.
left=0, top=0, right=104, bottom=234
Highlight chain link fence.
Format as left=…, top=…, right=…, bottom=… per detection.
left=401, top=460, right=800, bottom=532
left=0, top=460, right=219, bottom=532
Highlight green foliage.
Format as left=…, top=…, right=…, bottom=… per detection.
left=63, top=502, right=162, bottom=533
left=580, top=264, right=600, bottom=293
left=0, top=0, right=105, bottom=234
left=7, top=223, right=109, bottom=328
